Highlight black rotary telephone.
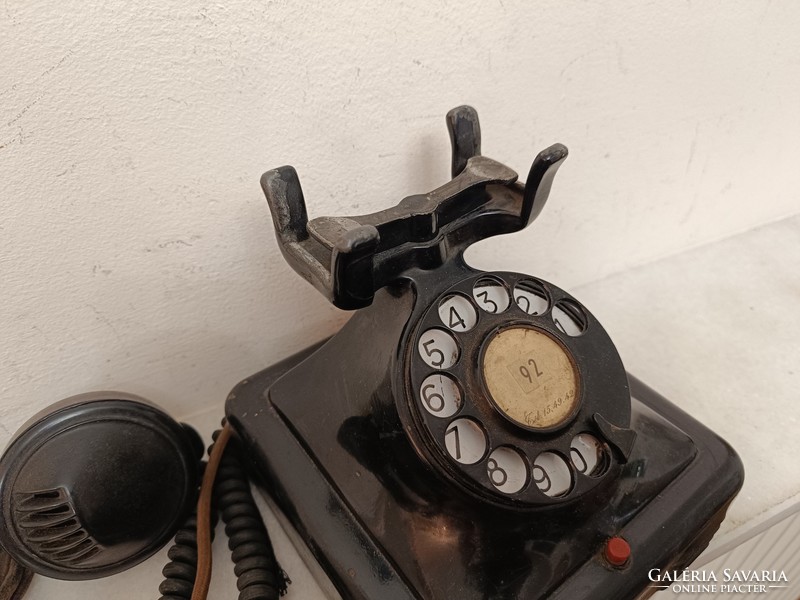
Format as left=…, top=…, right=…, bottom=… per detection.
left=0, top=106, right=743, bottom=600
left=225, top=106, right=744, bottom=599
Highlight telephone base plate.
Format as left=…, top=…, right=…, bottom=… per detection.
left=226, top=342, right=743, bottom=600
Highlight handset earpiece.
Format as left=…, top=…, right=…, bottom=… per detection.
left=0, top=392, right=202, bottom=580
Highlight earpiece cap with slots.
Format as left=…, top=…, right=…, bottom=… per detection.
left=0, top=392, right=201, bottom=580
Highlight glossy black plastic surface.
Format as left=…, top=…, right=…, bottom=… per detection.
left=0, top=392, right=201, bottom=580
left=405, top=269, right=633, bottom=507
left=227, top=326, right=742, bottom=599
left=227, top=105, right=744, bottom=599
left=261, top=105, right=566, bottom=309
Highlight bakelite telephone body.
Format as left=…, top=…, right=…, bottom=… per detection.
left=226, top=107, right=743, bottom=600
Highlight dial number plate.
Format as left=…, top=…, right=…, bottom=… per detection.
left=482, top=327, right=579, bottom=431
left=409, top=271, right=625, bottom=505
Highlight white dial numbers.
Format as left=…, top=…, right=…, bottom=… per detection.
left=514, top=280, right=549, bottom=316
left=438, top=294, right=477, bottom=332
left=417, top=329, right=459, bottom=369
left=419, top=374, right=462, bottom=418
left=411, top=272, right=613, bottom=504
left=445, top=418, right=487, bottom=465
left=551, top=299, right=588, bottom=337
left=532, top=452, right=572, bottom=497
left=486, top=447, right=528, bottom=494
left=570, top=433, right=607, bottom=477
left=472, top=278, right=510, bottom=314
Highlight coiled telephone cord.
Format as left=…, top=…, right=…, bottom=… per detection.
left=158, top=422, right=288, bottom=600
left=215, top=429, right=289, bottom=600
left=157, top=502, right=218, bottom=599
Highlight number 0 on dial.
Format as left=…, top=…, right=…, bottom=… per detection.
left=570, top=433, right=606, bottom=476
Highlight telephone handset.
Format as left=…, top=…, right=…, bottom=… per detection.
left=226, top=106, right=743, bottom=599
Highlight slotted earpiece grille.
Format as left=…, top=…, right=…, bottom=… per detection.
left=0, top=393, right=202, bottom=580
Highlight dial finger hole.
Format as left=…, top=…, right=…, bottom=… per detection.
left=570, top=433, right=608, bottom=477
left=532, top=452, right=572, bottom=497
left=472, top=278, right=510, bottom=314
left=513, top=280, right=550, bottom=316
left=486, top=447, right=528, bottom=494
left=419, top=374, right=462, bottom=418
left=551, top=299, right=588, bottom=337
left=438, top=294, right=478, bottom=332
left=445, top=418, right=487, bottom=465
left=418, top=328, right=460, bottom=369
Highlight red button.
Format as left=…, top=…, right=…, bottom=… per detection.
left=604, top=536, right=630, bottom=566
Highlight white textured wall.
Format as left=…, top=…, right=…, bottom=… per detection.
left=2, top=1, right=799, bottom=440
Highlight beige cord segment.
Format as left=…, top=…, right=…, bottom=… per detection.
left=482, top=327, right=579, bottom=430
left=191, top=423, right=233, bottom=600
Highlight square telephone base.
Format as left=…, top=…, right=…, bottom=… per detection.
left=226, top=342, right=743, bottom=600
